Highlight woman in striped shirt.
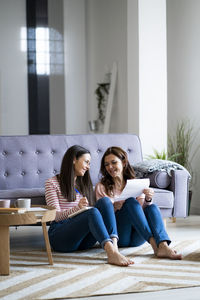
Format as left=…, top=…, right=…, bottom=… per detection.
left=45, top=145, right=133, bottom=266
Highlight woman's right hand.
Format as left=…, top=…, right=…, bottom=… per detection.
left=78, top=197, right=89, bottom=209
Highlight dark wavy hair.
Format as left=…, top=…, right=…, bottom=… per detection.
left=57, top=145, right=94, bottom=205
left=100, top=146, right=135, bottom=197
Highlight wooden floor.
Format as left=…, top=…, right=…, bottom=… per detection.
left=10, top=215, right=200, bottom=300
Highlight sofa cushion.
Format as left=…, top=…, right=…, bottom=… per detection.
left=153, top=188, right=174, bottom=208
left=0, top=188, right=44, bottom=198
left=0, top=188, right=46, bottom=206
left=0, top=134, right=143, bottom=190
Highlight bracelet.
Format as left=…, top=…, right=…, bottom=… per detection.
left=145, top=198, right=152, bottom=203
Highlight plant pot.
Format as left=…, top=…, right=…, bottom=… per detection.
left=188, top=190, right=192, bottom=215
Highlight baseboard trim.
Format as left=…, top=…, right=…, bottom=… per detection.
left=190, top=206, right=200, bottom=215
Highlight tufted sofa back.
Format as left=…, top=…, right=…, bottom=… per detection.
left=0, top=134, right=142, bottom=190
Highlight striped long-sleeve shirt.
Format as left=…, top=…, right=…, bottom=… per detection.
left=45, top=176, right=82, bottom=222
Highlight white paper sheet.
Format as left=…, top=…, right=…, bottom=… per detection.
left=68, top=206, right=92, bottom=218
left=114, top=178, right=150, bottom=202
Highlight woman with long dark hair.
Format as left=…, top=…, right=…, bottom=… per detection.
left=95, top=146, right=182, bottom=260
left=45, top=145, right=133, bottom=266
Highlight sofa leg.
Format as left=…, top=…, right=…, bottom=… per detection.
left=171, top=217, right=176, bottom=223
left=42, top=222, right=53, bottom=265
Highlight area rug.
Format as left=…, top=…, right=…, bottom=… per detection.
left=1, top=240, right=200, bottom=300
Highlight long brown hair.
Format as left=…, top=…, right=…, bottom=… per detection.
left=57, top=145, right=94, bottom=206
left=100, top=146, right=135, bottom=197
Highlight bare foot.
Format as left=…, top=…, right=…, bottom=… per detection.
left=149, top=237, right=158, bottom=255
left=157, top=242, right=182, bottom=260
left=104, top=241, right=134, bottom=266
left=112, top=237, right=119, bottom=252
left=111, top=238, right=134, bottom=266
left=107, top=251, right=134, bottom=266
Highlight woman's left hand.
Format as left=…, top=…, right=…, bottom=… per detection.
left=143, top=188, right=154, bottom=201
left=136, top=193, right=145, bottom=206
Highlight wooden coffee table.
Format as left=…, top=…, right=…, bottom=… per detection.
left=0, top=206, right=56, bottom=275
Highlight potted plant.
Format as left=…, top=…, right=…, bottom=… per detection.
left=146, top=149, right=180, bottom=161
left=168, top=119, right=200, bottom=213
left=88, top=73, right=111, bottom=133
left=95, top=82, right=110, bottom=125
left=145, top=119, right=199, bottom=214
left=89, top=82, right=110, bottom=133
left=168, top=120, right=199, bottom=186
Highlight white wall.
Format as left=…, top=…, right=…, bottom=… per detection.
left=0, top=0, right=28, bottom=135
left=48, top=0, right=66, bottom=134
left=0, top=0, right=128, bottom=135
left=167, top=0, right=200, bottom=214
left=63, top=0, right=88, bottom=134
left=127, top=0, right=139, bottom=135
left=138, top=0, right=167, bottom=157
left=86, top=0, right=127, bottom=133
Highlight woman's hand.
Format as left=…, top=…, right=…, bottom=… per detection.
left=78, top=197, right=89, bottom=209
left=136, top=193, right=145, bottom=206
left=113, top=200, right=125, bottom=211
left=143, top=188, right=154, bottom=201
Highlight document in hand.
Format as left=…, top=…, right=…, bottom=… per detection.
left=114, top=178, right=150, bottom=202
left=68, top=206, right=92, bottom=218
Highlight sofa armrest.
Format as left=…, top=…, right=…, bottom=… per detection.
left=168, top=170, right=190, bottom=217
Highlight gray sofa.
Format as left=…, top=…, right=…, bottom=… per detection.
left=0, top=134, right=189, bottom=218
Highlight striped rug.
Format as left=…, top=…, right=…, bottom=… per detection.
left=1, top=240, right=200, bottom=300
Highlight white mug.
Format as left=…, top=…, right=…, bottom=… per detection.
left=15, top=198, right=31, bottom=209
left=0, top=199, right=11, bottom=208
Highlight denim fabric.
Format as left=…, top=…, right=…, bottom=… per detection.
left=48, top=197, right=118, bottom=252
left=95, top=197, right=118, bottom=241
left=116, top=197, right=171, bottom=247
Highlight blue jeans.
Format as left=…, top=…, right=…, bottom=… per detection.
left=48, top=197, right=118, bottom=252
left=115, top=197, right=171, bottom=247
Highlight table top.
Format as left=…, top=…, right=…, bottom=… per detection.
left=0, top=206, right=56, bottom=226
